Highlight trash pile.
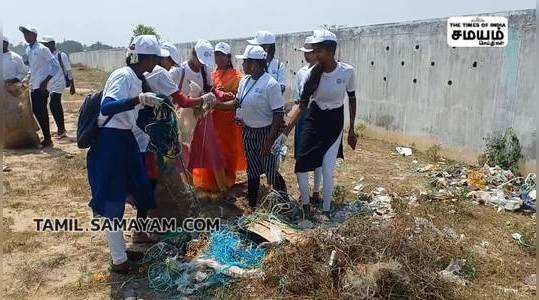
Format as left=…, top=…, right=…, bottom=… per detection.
left=418, top=163, right=536, bottom=213
left=144, top=228, right=267, bottom=296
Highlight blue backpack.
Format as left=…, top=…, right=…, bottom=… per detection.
left=76, top=91, right=112, bottom=149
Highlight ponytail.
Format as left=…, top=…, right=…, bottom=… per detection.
left=200, top=65, right=212, bottom=93
left=300, top=63, right=323, bottom=102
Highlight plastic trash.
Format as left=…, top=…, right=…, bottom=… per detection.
left=395, top=147, right=413, bottom=156
left=439, top=259, right=467, bottom=285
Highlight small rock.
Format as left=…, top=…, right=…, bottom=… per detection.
left=396, top=147, right=413, bottom=156
left=2, top=165, right=11, bottom=172
left=524, top=274, right=536, bottom=289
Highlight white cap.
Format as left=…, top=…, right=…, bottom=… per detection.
left=306, top=29, right=337, bottom=44
left=247, top=30, right=276, bottom=45
left=40, top=35, right=55, bottom=43
left=160, top=41, right=181, bottom=65
left=19, top=25, right=38, bottom=35
left=214, top=42, right=231, bottom=55
left=299, top=36, right=314, bottom=52
left=159, top=47, right=170, bottom=58
left=129, top=35, right=161, bottom=56
left=2, top=36, right=9, bottom=43
left=194, top=39, right=214, bottom=66
left=235, top=45, right=267, bottom=60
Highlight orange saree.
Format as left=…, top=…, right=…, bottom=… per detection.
left=192, top=68, right=247, bottom=192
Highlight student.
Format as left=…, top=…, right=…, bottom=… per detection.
left=192, top=42, right=247, bottom=193
left=87, top=35, right=163, bottom=274
left=19, top=25, right=60, bottom=148
left=214, top=45, right=287, bottom=213
left=248, top=30, right=287, bottom=94
left=285, top=29, right=358, bottom=220
left=2, top=36, right=27, bottom=84
left=293, top=38, right=323, bottom=206
left=175, top=39, right=214, bottom=146
left=41, top=36, right=76, bottom=139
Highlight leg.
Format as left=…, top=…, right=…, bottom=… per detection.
left=313, top=167, right=323, bottom=194
left=247, top=174, right=260, bottom=208
left=106, top=230, right=127, bottom=265
left=297, top=172, right=310, bottom=205
left=31, top=89, right=52, bottom=142
left=321, top=132, right=342, bottom=212
left=49, top=92, right=66, bottom=135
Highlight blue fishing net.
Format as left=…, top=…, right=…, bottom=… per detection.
left=206, top=229, right=266, bottom=270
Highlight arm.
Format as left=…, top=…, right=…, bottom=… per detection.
left=171, top=91, right=202, bottom=108
left=347, top=91, right=357, bottom=150
left=213, top=99, right=238, bottom=111
left=39, top=50, right=60, bottom=91
left=284, top=100, right=307, bottom=135
left=261, top=108, right=285, bottom=156
left=63, top=53, right=76, bottom=94
left=101, top=96, right=140, bottom=116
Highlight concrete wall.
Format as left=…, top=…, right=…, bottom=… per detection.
left=70, top=9, right=536, bottom=166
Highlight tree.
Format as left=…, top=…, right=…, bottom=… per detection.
left=132, top=24, right=160, bottom=42
left=57, top=40, right=84, bottom=54
left=86, top=42, right=114, bottom=51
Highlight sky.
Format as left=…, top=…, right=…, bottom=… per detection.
left=1, top=0, right=535, bottom=46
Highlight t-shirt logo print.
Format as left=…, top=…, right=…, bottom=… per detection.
left=336, top=78, right=343, bottom=84
left=204, top=51, right=211, bottom=57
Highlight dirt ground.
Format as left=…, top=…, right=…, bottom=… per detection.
left=1, top=67, right=536, bottom=299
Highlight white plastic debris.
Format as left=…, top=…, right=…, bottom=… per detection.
left=439, top=259, right=467, bottom=285
left=369, top=195, right=394, bottom=220
left=529, top=190, right=536, bottom=200
left=395, top=147, right=413, bottom=156
left=524, top=274, right=536, bottom=289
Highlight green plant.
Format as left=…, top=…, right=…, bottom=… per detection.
left=425, top=144, right=442, bottom=162
left=480, top=128, right=523, bottom=174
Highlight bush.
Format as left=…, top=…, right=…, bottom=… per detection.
left=479, top=128, right=523, bottom=174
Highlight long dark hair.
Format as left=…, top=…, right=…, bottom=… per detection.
left=191, top=48, right=212, bottom=93
left=300, top=40, right=337, bottom=102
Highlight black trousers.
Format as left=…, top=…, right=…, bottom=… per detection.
left=30, top=89, right=51, bottom=141
left=49, top=92, right=66, bottom=133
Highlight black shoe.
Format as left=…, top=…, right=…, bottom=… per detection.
left=126, top=250, right=144, bottom=262
left=310, top=192, right=322, bottom=207
left=302, top=204, right=312, bottom=220
left=41, top=139, right=53, bottom=148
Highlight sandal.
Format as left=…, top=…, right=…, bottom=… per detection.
left=132, top=232, right=158, bottom=244
left=110, top=260, right=138, bottom=275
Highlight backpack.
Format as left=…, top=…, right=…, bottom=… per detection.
left=76, top=91, right=112, bottom=149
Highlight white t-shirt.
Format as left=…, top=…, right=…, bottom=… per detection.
left=175, top=61, right=213, bottom=94
left=26, top=42, right=60, bottom=90
left=2, top=51, right=27, bottom=81
left=236, top=72, right=284, bottom=128
left=311, top=62, right=355, bottom=110
left=48, top=51, right=72, bottom=94
left=293, top=65, right=310, bottom=100
left=145, top=65, right=179, bottom=96
left=98, top=66, right=142, bottom=130
left=267, top=58, right=287, bottom=88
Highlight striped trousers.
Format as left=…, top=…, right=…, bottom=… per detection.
left=243, top=125, right=287, bottom=207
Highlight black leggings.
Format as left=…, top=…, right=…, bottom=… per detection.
left=49, top=92, right=65, bottom=133
left=31, top=89, right=51, bottom=141
left=247, top=172, right=287, bottom=208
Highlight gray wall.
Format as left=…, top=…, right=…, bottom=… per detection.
left=71, top=9, right=536, bottom=164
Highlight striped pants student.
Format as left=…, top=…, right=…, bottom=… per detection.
left=243, top=125, right=287, bottom=207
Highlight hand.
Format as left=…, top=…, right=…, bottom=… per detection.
left=188, top=81, right=203, bottom=97
left=138, top=92, right=163, bottom=108
left=271, top=133, right=287, bottom=155
left=69, top=84, right=76, bottom=95
left=347, top=129, right=358, bottom=150
left=201, top=93, right=216, bottom=110
left=261, top=139, right=273, bottom=156
left=39, top=80, right=48, bottom=93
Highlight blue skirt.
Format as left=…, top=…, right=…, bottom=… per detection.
left=87, top=128, right=154, bottom=219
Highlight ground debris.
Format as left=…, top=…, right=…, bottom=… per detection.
left=439, top=259, right=468, bottom=285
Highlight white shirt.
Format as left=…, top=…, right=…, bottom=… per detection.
left=293, top=65, right=310, bottom=100
left=145, top=65, right=179, bottom=96
left=267, top=58, right=287, bottom=88
left=2, top=51, right=27, bottom=81
left=98, top=66, right=142, bottom=130
left=175, top=61, right=213, bottom=94
left=47, top=50, right=72, bottom=94
left=311, top=62, right=356, bottom=110
left=26, top=42, right=60, bottom=90
left=236, top=72, right=284, bottom=128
